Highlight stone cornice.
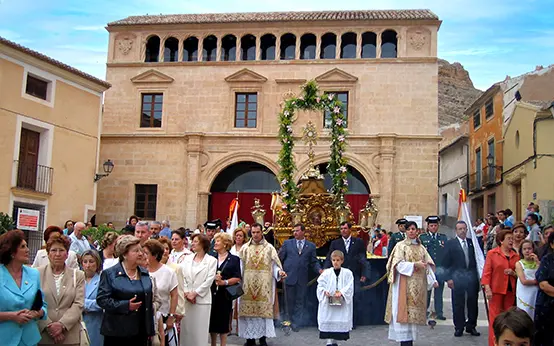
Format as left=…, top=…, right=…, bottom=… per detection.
left=107, top=57, right=437, bottom=68
left=101, top=133, right=441, bottom=141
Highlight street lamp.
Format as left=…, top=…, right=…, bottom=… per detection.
left=486, top=153, right=495, bottom=167
left=94, top=159, right=114, bottom=182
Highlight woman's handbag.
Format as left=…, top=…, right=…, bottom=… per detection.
left=225, top=283, right=244, bottom=300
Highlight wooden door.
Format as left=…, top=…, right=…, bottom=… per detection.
left=515, top=183, right=522, bottom=221
left=18, top=128, right=40, bottom=190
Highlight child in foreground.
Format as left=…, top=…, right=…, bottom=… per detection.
left=317, top=250, right=354, bottom=346
left=493, top=307, right=534, bottom=346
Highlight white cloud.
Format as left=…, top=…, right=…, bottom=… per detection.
left=73, top=25, right=105, bottom=32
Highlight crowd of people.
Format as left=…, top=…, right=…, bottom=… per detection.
left=0, top=206, right=552, bottom=346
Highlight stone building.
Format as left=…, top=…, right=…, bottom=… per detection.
left=503, top=100, right=554, bottom=223
left=97, top=10, right=442, bottom=231
left=0, top=37, right=110, bottom=255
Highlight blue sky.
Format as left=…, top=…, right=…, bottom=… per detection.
left=1, top=0, right=552, bottom=90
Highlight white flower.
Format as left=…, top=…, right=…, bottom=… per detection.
left=287, top=125, right=293, bottom=133
left=316, top=97, right=321, bottom=103
left=338, top=135, right=345, bottom=142
left=281, top=191, right=289, bottom=197
left=292, top=101, right=296, bottom=105
left=336, top=118, right=344, bottom=126
left=333, top=106, right=340, bottom=114
left=282, top=204, right=288, bottom=209
left=343, top=179, right=349, bottom=185
left=339, top=166, right=347, bottom=173
left=328, top=93, right=335, bottom=101
left=284, top=111, right=290, bottom=117
left=299, top=96, right=304, bottom=101
left=281, top=178, right=288, bottom=185
left=308, top=131, right=314, bottom=137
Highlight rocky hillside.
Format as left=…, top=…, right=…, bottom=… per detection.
left=438, top=59, right=483, bottom=127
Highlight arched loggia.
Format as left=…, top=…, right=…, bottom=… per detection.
left=209, top=162, right=279, bottom=224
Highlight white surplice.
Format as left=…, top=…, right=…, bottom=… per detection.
left=316, top=267, right=354, bottom=333
left=388, top=262, right=438, bottom=342
left=238, top=261, right=281, bottom=339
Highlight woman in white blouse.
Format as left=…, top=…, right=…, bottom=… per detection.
left=180, top=233, right=217, bottom=346
left=230, top=227, right=248, bottom=256
left=32, top=226, right=79, bottom=269
left=168, top=229, right=191, bottom=265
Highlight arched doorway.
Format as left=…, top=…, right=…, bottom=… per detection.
left=209, top=162, right=279, bottom=225
left=313, top=163, right=371, bottom=223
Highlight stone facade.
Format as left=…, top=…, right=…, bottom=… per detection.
left=98, top=10, right=441, bottom=231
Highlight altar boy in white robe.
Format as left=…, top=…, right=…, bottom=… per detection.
left=317, top=250, right=354, bottom=346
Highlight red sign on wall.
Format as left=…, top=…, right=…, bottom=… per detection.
left=17, top=208, right=40, bottom=231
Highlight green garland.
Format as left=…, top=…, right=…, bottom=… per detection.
left=277, top=80, right=348, bottom=209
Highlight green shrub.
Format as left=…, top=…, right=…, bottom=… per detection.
left=82, top=224, right=121, bottom=243
left=0, top=212, right=15, bottom=235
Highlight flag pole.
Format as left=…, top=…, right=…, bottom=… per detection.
left=457, top=179, right=490, bottom=320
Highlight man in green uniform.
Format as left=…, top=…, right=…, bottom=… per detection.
left=420, top=215, right=447, bottom=320
left=387, top=218, right=407, bottom=255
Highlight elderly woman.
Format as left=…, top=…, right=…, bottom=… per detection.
left=37, top=234, right=85, bottom=345
left=143, top=239, right=178, bottom=331
left=230, top=227, right=248, bottom=256
left=0, top=230, right=48, bottom=346
left=100, top=231, right=119, bottom=270
left=33, top=226, right=79, bottom=269
left=168, top=228, right=191, bottom=265
left=481, top=229, right=519, bottom=346
left=81, top=250, right=103, bottom=346
left=180, top=233, right=217, bottom=346
left=97, top=235, right=157, bottom=346
left=209, top=232, right=241, bottom=346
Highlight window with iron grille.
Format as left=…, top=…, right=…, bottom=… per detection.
left=485, top=99, right=494, bottom=119
left=235, top=93, right=257, bottom=128
left=135, top=184, right=157, bottom=220
left=473, top=109, right=481, bottom=129
left=140, top=93, right=163, bottom=128
left=324, top=92, right=348, bottom=128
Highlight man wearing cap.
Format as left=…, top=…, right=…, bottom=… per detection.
left=204, top=219, right=221, bottom=257
left=387, top=218, right=408, bottom=255
left=420, top=216, right=447, bottom=320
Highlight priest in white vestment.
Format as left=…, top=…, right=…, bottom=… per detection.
left=317, top=250, right=354, bottom=346
left=238, top=223, right=286, bottom=346
left=385, top=221, right=438, bottom=346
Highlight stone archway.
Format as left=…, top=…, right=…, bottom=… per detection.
left=208, top=161, right=279, bottom=225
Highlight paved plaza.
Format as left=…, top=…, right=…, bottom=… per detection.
left=227, top=288, right=490, bottom=346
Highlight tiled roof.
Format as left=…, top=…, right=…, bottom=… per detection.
left=0, top=36, right=111, bottom=89
left=524, top=100, right=554, bottom=110
left=109, top=9, right=439, bottom=26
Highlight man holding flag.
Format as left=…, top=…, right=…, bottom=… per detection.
left=441, top=188, right=485, bottom=338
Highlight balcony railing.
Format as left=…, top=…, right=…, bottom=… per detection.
left=469, top=165, right=502, bottom=192
left=482, top=165, right=502, bottom=186
left=14, top=160, right=53, bottom=194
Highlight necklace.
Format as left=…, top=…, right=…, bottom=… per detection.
left=122, top=263, right=138, bottom=280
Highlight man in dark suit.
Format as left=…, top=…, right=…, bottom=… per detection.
left=420, top=215, right=448, bottom=320
left=441, top=220, right=481, bottom=337
left=387, top=218, right=408, bottom=255
left=279, top=223, right=322, bottom=331
left=324, top=221, right=369, bottom=327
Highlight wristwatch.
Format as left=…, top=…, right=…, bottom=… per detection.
left=168, top=314, right=175, bottom=318
left=224, top=280, right=229, bottom=286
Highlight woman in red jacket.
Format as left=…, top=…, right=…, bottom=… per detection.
left=481, top=229, right=520, bottom=346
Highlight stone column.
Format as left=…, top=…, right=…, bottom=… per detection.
left=236, top=36, right=241, bottom=61
left=197, top=192, right=210, bottom=224
left=315, top=34, right=321, bottom=59
left=275, top=35, right=281, bottom=61
left=376, top=31, right=382, bottom=58
left=178, top=39, right=184, bottom=62
left=159, top=37, right=165, bottom=62
left=335, top=33, right=342, bottom=59
left=378, top=135, right=396, bottom=231
left=295, top=34, right=300, bottom=60
left=356, top=31, right=362, bottom=58
left=185, top=134, right=204, bottom=226
left=255, top=35, right=261, bottom=61
left=198, top=38, right=204, bottom=62
left=216, top=36, right=222, bottom=61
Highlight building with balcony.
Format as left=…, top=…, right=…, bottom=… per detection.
left=467, top=84, right=504, bottom=219
left=0, top=37, right=110, bottom=254
left=438, top=122, right=468, bottom=236
left=503, top=100, right=554, bottom=223
left=97, top=9, right=442, bottom=231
